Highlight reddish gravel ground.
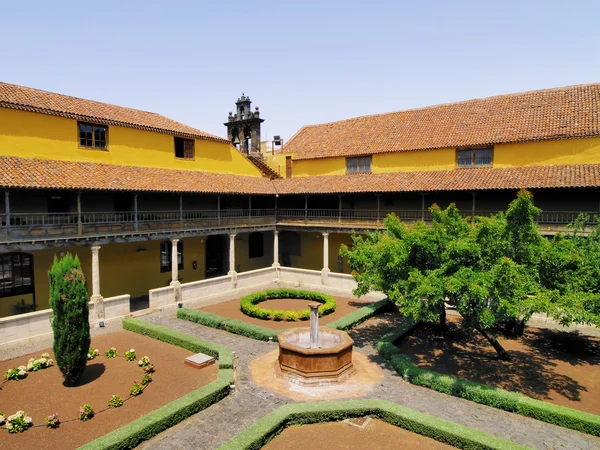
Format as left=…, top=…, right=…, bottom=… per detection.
left=0, top=330, right=218, bottom=450
left=398, top=315, right=600, bottom=415
left=263, top=418, right=455, bottom=449
left=200, top=296, right=373, bottom=330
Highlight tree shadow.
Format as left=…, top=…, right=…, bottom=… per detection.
left=398, top=320, right=599, bottom=405
left=63, top=363, right=106, bottom=387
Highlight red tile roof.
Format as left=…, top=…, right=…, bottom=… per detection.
left=283, top=84, right=600, bottom=160
left=273, top=164, right=600, bottom=194
left=0, top=82, right=229, bottom=143
left=0, top=156, right=275, bottom=194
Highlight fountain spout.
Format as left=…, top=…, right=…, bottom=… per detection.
left=309, top=303, right=320, bottom=348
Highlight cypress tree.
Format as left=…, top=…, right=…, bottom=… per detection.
left=49, top=253, right=90, bottom=385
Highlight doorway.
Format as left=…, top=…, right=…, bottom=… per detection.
left=205, top=234, right=228, bottom=278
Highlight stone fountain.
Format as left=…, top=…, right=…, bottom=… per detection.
left=278, top=303, right=355, bottom=385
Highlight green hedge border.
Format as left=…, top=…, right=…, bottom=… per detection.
left=377, top=322, right=600, bottom=437
left=79, top=318, right=234, bottom=450
left=177, top=298, right=390, bottom=342
left=217, top=400, right=529, bottom=450
left=240, top=289, right=336, bottom=322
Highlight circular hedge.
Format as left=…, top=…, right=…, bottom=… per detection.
left=240, top=289, right=336, bottom=322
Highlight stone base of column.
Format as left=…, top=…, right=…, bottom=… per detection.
left=321, top=268, right=330, bottom=285
left=170, top=280, right=182, bottom=303
left=228, top=270, right=238, bottom=288
left=272, top=262, right=280, bottom=268
left=91, top=295, right=105, bottom=320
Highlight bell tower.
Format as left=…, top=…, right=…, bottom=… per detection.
left=224, top=94, right=264, bottom=155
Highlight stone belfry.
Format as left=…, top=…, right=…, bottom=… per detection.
left=224, top=94, right=264, bottom=155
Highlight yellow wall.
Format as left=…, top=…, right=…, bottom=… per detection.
left=286, top=231, right=354, bottom=273
left=277, top=137, right=600, bottom=177
left=0, top=108, right=262, bottom=176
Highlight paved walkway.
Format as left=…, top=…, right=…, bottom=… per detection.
left=138, top=311, right=600, bottom=450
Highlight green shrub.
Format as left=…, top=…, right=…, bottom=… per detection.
left=217, top=400, right=529, bottom=450
left=379, top=323, right=600, bottom=437
left=328, top=298, right=390, bottom=330
left=223, top=320, right=280, bottom=342
left=240, top=289, right=336, bottom=322
left=49, top=253, right=90, bottom=385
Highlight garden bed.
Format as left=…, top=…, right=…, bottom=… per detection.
left=398, top=315, right=600, bottom=415
left=263, top=418, right=454, bottom=449
left=201, top=296, right=373, bottom=330
left=0, top=330, right=218, bottom=449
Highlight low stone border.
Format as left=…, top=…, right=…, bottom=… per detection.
left=377, top=322, right=600, bottom=437
left=177, top=298, right=390, bottom=342
left=79, top=318, right=234, bottom=450
left=217, top=399, right=529, bottom=450
left=240, top=289, right=336, bottom=322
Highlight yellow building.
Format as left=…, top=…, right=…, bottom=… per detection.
left=1, top=82, right=600, bottom=319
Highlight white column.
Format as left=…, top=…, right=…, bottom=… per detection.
left=272, top=230, right=280, bottom=267
left=91, top=246, right=104, bottom=320
left=321, top=232, right=330, bottom=284
left=170, top=238, right=182, bottom=303
left=228, top=233, right=237, bottom=288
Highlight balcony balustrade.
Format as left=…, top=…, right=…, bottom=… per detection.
left=0, top=208, right=597, bottom=242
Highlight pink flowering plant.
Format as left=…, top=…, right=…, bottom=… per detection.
left=129, top=380, right=144, bottom=396
left=45, top=412, right=60, bottom=429
left=108, top=394, right=124, bottom=408
left=79, top=403, right=94, bottom=421
left=141, top=373, right=153, bottom=385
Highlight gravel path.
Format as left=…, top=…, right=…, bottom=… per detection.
left=137, top=311, right=600, bottom=450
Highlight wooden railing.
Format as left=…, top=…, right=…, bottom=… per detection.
left=1, top=208, right=597, bottom=241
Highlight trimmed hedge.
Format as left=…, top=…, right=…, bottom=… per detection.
left=240, top=289, right=336, bottom=321
left=217, top=400, right=529, bottom=450
left=79, top=319, right=234, bottom=449
left=177, top=308, right=280, bottom=342
left=377, top=323, right=600, bottom=437
left=327, top=298, right=390, bottom=331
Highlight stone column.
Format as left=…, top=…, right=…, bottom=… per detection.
left=91, top=246, right=104, bottom=320
left=321, top=232, right=330, bottom=284
left=77, top=191, right=82, bottom=236
left=228, top=233, right=237, bottom=287
left=272, top=230, right=280, bottom=267
left=170, top=238, right=182, bottom=303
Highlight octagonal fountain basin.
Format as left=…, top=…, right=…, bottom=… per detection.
left=278, top=327, right=355, bottom=384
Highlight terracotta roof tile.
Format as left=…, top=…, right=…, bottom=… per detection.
left=273, top=164, right=600, bottom=194
left=283, top=84, right=600, bottom=160
left=0, top=82, right=228, bottom=143
left=0, top=156, right=275, bottom=194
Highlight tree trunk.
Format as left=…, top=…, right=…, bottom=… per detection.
left=439, top=307, right=447, bottom=330
left=504, top=318, right=526, bottom=337
left=475, top=326, right=511, bottom=361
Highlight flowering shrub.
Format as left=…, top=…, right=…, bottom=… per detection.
left=125, top=349, right=136, bottom=362
left=87, top=348, right=100, bottom=360
left=108, top=394, right=124, bottom=408
left=27, top=353, right=54, bottom=371
left=79, top=403, right=94, bottom=421
left=45, top=413, right=60, bottom=428
left=144, top=363, right=156, bottom=374
left=137, top=355, right=151, bottom=367
left=4, top=367, right=27, bottom=381
left=6, top=410, right=33, bottom=433
left=105, top=347, right=118, bottom=358
left=0, top=412, right=5, bottom=425
left=141, top=374, right=153, bottom=385
left=130, top=380, right=144, bottom=396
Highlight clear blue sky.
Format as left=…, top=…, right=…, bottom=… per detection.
left=2, top=1, right=599, bottom=143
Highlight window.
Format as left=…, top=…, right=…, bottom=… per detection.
left=346, top=156, right=372, bottom=173
left=175, top=137, right=195, bottom=159
left=456, top=148, right=493, bottom=167
left=248, top=232, right=264, bottom=259
left=160, top=241, right=184, bottom=272
left=79, top=122, right=107, bottom=149
left=0, top=253, right=34, bottom=298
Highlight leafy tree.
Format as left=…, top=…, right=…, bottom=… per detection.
left=341, top=190, right=549, bottom=361
left=49, top=253, right=90, bottom=385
